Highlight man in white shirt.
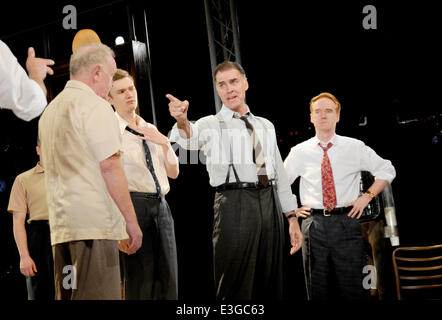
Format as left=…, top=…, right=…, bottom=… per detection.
left=283, top=92, right=396, bottom=300
left=108, top=69, right=179, bottom=299
left=167, top=61, right=302, bottom=300
left=0, top=40, right=54, bottom=121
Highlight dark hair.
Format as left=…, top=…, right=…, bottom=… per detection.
left=214, top=61, right=246, bottom=79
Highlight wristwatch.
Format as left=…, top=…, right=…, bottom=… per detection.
left=364, top=190, right=375, bottom=199
left=286, top=213, right=298, bottom=220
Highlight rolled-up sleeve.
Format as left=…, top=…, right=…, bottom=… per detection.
left=361, top=144, right=396, bottom=183
left=275, top=142, right=298, bottom=213
left=169, top=120, right=201, bottom=151
left=0, top=40, right=47, bottom=121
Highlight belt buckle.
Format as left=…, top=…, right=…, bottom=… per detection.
left=323, top=209, right=331, bottom=217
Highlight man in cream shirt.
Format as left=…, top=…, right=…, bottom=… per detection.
left=108, top=69, right=179, bottom=299
left=38, top=43, right=142, bottom=300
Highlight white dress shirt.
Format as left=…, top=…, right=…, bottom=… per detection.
left=170, top=105, right=296, bottom=213
left=283, top=134, right=396, bottom=209
left=0, top=40, right=47, bottom=121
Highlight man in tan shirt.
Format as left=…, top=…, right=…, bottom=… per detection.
left=38, top=43, right=142, bottom=300
left=8, top=141, right=54, bottom=300
left=108, top=69, right=179, bottom=299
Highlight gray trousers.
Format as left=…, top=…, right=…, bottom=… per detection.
left=120, top=192, right=178, bottom=300
left=301, top=213, right=369, bottom=300
left=213, top=186, right=285, bottom=300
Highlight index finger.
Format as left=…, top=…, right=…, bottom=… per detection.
left=43, top=58, right=55, bottom=66
left=27, top=47, right=35, bottom=58
left=165, top=93, right=179, bottom=103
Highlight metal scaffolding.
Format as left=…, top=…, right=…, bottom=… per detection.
left=203, top=0, right=242, bottom=113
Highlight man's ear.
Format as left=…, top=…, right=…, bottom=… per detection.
left=91, top=64, right=101, bottom=82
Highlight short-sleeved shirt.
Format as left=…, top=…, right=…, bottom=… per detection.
left=38, top=80, right=127, bottom=245
left=7, top=163, right=48, bottom=222
left=115, top=112, right=177, bottom=195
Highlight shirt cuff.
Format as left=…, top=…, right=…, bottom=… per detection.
left=169, top=121, right=199, bottom=150
left=280, top=193, right=298, bottom=213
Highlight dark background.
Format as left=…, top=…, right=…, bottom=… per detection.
left=0, top=0, right=441, bottom=303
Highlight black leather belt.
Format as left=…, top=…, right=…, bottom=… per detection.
left=130, top=191, right=161, bottom=199
left=216, top=180, right=275, bottom=192
left=311, top=207, right=352, bottom=217
left=28, top=220, right=49, bottom=226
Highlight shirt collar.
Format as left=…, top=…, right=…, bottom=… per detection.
left=313, top=133, right=339, bottom=147
left=65, top=80, right=99, bottom=96
left=218, top=104, right=253, bottom=120
left=115, top=111, right=148, bottom=135
left=34, top=162, right=44, bottom=173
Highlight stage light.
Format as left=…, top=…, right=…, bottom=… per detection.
left=115, top=36, right=125, bottom=45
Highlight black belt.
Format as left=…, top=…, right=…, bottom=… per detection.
left=216, top=180, right=275, bottom=192
left=130, top=191, right=162, bottom=199
left=28, top=220, right=49, bottom=226
left=311, top=207, right=352, bottom=217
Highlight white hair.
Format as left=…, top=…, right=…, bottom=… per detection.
left=70, top=43, right=115, bottom=76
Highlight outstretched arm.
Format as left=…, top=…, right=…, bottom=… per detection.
left=166, top=93, right=191, bottom=138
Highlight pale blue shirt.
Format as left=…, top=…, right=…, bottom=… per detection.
left=170, top=105, right=297, bottom=213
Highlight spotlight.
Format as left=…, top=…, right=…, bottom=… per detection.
left=115, top=36, right=125, bottom=45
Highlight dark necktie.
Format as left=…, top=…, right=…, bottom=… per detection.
left=125, top=126, right=162, bottom=196
left=318, top=142, right=337, bottom=211
left=234, top=113, right=269, bottom=187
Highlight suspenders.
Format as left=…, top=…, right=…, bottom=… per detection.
left=216, top=113, right=241, bottom=184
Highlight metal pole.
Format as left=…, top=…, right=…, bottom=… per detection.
left=229, top=0, right=241, bottom=65
left=126, top=0, right=136, bottom=41
left=204, top=0, right=222, bottom=113
left=143, top=8, right=157, bottom=126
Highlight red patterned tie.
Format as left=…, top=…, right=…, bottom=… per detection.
left=319, top=142, right=337, bottom=211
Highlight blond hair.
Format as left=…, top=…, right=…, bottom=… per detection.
left=112, top=68, right=134, bottom=82
left=70, top=43, right=115, bottom=76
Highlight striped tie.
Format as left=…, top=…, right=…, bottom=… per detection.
left=235, top=113, right=269, bottom=187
